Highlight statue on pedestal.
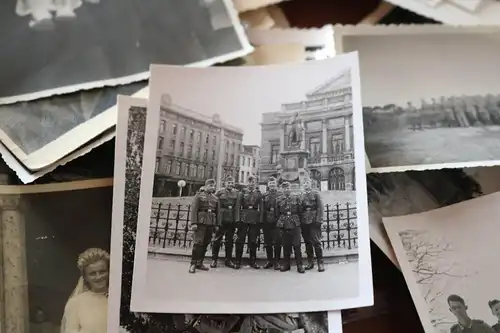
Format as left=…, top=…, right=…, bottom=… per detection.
left=288, top=112, right=304, bottom=147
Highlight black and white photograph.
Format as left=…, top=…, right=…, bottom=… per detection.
left=0, top=178, right=113, bottom=333
left=107, top=96, right=343, bottom=333
left=334, top=25, right=500, bottom=172
left=130, top=53, right=372, bottom=314
left=382, top=0, right=500, bottom=24
left=0, top=0, right=251, bottom=104
left=384, top=191, right=500, bottom=333
left=0, top=82, right=146, bottom=176
left=366, top=167, right=499, bottom=265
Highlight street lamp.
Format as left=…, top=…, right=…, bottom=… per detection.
left=177, top=180, right=186, bottom=197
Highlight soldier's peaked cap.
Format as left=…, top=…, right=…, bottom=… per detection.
left=248, top=174, right=257, bottom=182
left=268, top=176, right=276, bottom=182
left=225, top=176, right=235, bottom=182
left=281, top=181, right=291, bottom=188
left=205, top=179, right=216, bottom=186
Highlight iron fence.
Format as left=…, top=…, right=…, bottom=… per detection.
left=149, top=200, right=358, bottom=256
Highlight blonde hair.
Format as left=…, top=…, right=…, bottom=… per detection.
left=77, top=248, right=110, bottom=272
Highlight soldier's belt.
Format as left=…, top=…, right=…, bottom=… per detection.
left=221, top=205, right=234, bottom=210
left=199, top=209, right=215, bottom=213
left=243, top=206, right=258, bottom=210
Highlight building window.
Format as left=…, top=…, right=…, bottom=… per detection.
left=240, top=171, right=244, bottom=183
left=246, top=171, right=249, bottom=182
left=195, top=148, right=200, bottom=160
left=328, top=167, right=345, bottom=190
left=212, top=149, right=216, bottom=161
left=157, top=136, right=164, bottom=150
left=184, top=163, right=189, bottom=177
left=175, top=162, right=181, bottom=175
left=189, top=129, right=194, bottom=140
left=238, top=144, right=241, bottom=152
left=213, top=136, right=217, bottom=146
left=181, top=126, right=186, bottom=137
left=331, top=136, right=344, bottom=156
left=230, top=154, right=234, bottom=165
left=231, top=142, right=235, bottom=152
left=208, top=167, right=213, bottom=178
left=172, top=124, right=177, bottom=135
left=179, top=142, right=185, bottom=157
left=252, top=158, right=256, bottom=168
left=203, top=149, right=208, bottom=161
left=270, top=144, right=279, bottom=164
left=205, top=134, right=209, bottom=144
left=159, top=120, right=166, bottom=133
left=225, top=153, right=228, bottom=164
left=226, top=140, right=229, bottom=150
left=187, top=145, right=193, bottom=158
left=166, top=160, right=172, bottom=174
left=169, top=139, right=175, bottom=150
left=190, top=165, right=197, bottom=178
left=155, top=157, right=161, bottom=172
left=197, top=132, right=201, bottom=142
left=309, top=137, right=321, bottom=157
left=198, top=165, right=204, bottom=179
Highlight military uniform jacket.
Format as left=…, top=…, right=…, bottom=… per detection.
left=261, top=189, right=281, bottom=224
left=215, top=188, right=240, bottom=224
left=190, top=191, right=219, bottom=226
left=239, top=188, right=263, bottom=224
left=276, top=194, right=302, bottom=229
left=300, top=190, right=323, bottom=225
left=450, top=320, right=497, bottom=333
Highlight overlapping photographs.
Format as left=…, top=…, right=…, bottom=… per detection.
left=108, top=96, right=344, bottom=333
left=130, top=53, right=372, bottom=314
left=334, top=25, right=500, bottom=172
left=0, top=0, right=251, bottom=104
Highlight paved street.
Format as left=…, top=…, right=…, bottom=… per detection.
left=143, top=257, right=358, bottom=307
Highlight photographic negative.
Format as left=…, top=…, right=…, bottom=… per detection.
left=382, top=0, right=500, bottom=24
left=384, top=191, right=500, bottom=333
left=130, top=53, right=372, bottom=314
left=108, top=96, right=343, bottom=333
left=0, top=178, right=113, bottom=333
left=334, top=25, right=500, bottom=172
left=0, top=0, right=251, bottom=104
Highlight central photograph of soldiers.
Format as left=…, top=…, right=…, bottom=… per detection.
left=132, top=56, right=369, bottom=314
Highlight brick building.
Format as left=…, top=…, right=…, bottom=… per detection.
left=154, top=95, right=243, bottom=197
left=238, top=145, right=260, bottom=184
left=259, top=69, right=355, bottom=191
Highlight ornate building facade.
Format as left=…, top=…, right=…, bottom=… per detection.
left=238, top=145, right=260, bottom=184
left=259, top=69, right=355, bottom=191
left=154, top=96, right=243, bottom=196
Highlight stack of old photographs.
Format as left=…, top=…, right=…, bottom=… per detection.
left=333, top=24, right=500, bottom=333
left=0, top=0, right=252, bottom=183
left=109, top=52, right=373, bottom=333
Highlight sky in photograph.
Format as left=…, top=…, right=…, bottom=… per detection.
left=149, top=55, right=357, bottom=146
left=344, top=33, right=500, bottom=107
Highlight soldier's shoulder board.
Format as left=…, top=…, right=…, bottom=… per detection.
left=473, top=319, right=487, bottom=325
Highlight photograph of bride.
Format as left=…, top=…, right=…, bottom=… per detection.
left=0, top=178, right=113, bottom=333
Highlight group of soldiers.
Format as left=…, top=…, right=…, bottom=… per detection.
left=188, top=175, right=325, bottom=275
left=405, top=94, right=500, bottom=130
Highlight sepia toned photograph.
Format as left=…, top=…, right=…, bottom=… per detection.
left=107, top=96, right=343, bottom=333
left=366, top=167, right=495, bottom=265
left=334, top=25, right=500, bottom=172
left=0, top=178, right=113, bottom=333
left=0, top=0, right=251, bottom=104
left=384, top=192, right=500, bottom=333
left=130, top=53, right=372, bottom=314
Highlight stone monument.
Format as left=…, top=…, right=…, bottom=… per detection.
left=278, top=112, right=311, bottom=193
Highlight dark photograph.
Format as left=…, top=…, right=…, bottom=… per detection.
left=0, top=0, right=250, bottom=104
left=0, top=178, right=113, bottom=333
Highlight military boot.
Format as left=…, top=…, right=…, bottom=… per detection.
left=210, top=259, right=218, bottom=268
left=210, top=243, right=221, bottom=268
left=316, top=247, right=325, bottom=272
left=249, top=247, right=261, bottom=269
left=294, top=246, right=305, bottom=274
left=196, top=260, right=209, bottom=271
left=263, top=246, right=274, bottom=269
left=234, top=244, right=244, bottom=269
left=280, top=247, right=291, bottom=272
left=273, top=246, right=281, bottom=270
left=224, top=259, right=236, bottom=269
left=188, top=264, right=196, bottom=274
left=304, top=244, right=315, bottom=270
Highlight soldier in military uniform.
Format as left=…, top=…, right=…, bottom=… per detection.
left=261, top=176, right=282, bottom=270
left=448, top=294, right=496, bottom=333
left=211, top=176, right=240, bottom=269
left=235, top=175, right=263, bottom=269
left=276, top=181, right=305, bottom=273
left=188, top=179, right=219, bottom=274
left=300, top=179, right=325, bottom=272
